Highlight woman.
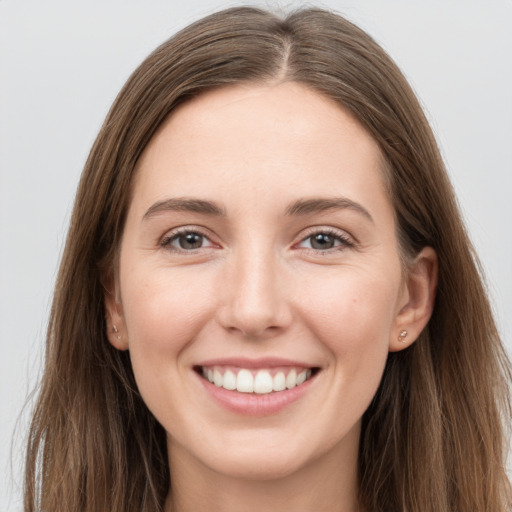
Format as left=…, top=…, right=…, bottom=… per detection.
left=24, top=6, right=511, bottom=512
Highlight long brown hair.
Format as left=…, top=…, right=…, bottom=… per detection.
left=24, top=7, right=511, bottom=511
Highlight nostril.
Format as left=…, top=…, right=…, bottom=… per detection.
left=215, top=280, right=293, bottom=338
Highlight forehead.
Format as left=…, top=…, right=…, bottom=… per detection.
left=131, top=82, right=390, bottom=218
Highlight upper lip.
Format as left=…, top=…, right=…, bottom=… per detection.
left=195, top=357, right=317, bottom=369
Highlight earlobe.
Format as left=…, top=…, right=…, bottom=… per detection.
left=104, top=280, right=129, bottom=351
left=389, top=246, right=438, bottom=352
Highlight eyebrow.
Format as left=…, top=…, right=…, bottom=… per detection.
left=142, top=196, right=373, bottom=222
left=143, top=197, right=226, bottom=220
left=285, top=197, right=374, bottom=222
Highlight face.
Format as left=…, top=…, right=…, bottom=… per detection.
left=108, top=82, right=416, bottom=480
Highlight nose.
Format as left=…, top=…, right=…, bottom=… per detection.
left=216, top=247, right=293, bottom=339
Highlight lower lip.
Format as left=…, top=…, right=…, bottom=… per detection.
left=196, top=371, right=317, bottom=416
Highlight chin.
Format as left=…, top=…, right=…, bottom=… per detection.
left=207, top=450, right=309, bottom=481
left=180, top=426, right=338, bottom=483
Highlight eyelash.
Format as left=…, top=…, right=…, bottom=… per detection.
left=296, top=228, right=354, bottom=253
left=160, top=227, right=215, bottom=253
left=160, top=227, right=354, bottom=254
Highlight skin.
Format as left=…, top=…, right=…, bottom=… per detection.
left=106, top=82, right=437, bottom=512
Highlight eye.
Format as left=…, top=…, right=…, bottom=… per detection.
left=161, top=229, right=214, bottom=251
left=297, top=229, right=353, bottom=251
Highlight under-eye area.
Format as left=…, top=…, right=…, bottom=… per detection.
left=194, top=365, right=321, bottom=394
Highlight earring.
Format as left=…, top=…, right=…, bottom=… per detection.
left=398, top=329, right=408, bottom=343
left=112, top=324, right=121, bottom=341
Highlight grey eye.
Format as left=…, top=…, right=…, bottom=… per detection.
left=297, top=230, right=352, bottom=251
left=309, top=233, right=336, bottom=250
left=172, top=232, right=207, bottom=250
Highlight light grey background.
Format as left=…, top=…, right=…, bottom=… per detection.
left=1, top=1, right=511, bottom=509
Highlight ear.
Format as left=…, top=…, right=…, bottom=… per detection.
left=389, top=246, right=438, bottom=352
left=104, top=277, right=129, bottom=351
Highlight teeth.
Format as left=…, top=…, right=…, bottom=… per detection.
left=285, top=369, right=297, bottom=389
left=223, top=369, right=237, bottom=390
left=254, top=370, right=273, bottom=394
left=236, top=369, right=253, bottom=393
left=273, top=371, right=286, bottom=391
left=203, top=366, right=314, bottom=394
left=213, top=369, right=223, bottom=387
left=296, top=370, right=307, bottom=385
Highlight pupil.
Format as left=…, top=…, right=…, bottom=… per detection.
left=311, top=233, right=334, bottom=250
left=180, top=233, right=202, bottom=249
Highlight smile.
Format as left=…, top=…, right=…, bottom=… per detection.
left=199, top=366, right=315, bottom=394
left=193, top=359, right=321, bottom=415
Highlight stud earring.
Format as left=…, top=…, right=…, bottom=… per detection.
left=112, top=324, right=121, bottom=341
left=398, top=329, right=408, bottom=343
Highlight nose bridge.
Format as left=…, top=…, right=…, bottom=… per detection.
left=218, top=239, right=291, bottom=337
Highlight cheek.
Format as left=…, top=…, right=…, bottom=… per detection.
left=280, top=266, right=401, bottom=452
left=299, top=267, right=399, bottom=341
left=296, top=266, right=400, bottom=390
left=119, top=265, right=217, bottom=382
left=118, top=266, right=219, bottom=427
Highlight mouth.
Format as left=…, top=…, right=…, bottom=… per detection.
left=194, top=364, right=320, bottom=395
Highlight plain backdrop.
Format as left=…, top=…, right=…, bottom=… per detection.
left=1, top=1, right=511, bottom=509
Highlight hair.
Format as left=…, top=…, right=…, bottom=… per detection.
left=24, top=6, right=511, bottom=512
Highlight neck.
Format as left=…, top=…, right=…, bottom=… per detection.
left=165, top=425, right=361, bottom=512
